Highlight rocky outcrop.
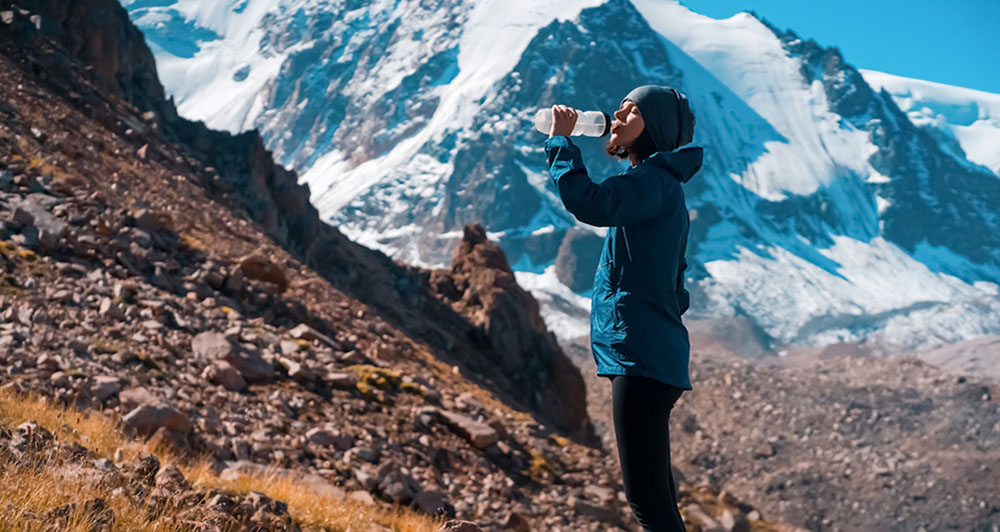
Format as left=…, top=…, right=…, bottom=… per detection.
left=3, top=0, right=326, bottom=254
left=555, top=227, right=604, bottom=293
left=431, top=224, right=590, bottom=440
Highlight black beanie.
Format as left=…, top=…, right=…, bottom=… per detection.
left=621, top=85, right=695, bottom=152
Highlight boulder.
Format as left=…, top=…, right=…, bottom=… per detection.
left=305, top=427, right=337, bottom=447
left=154, top=463, right=189, bottom=492
left=288, top=323, right=342, bottom=350
left=202, top=360, right=246, bottom=391
left=414, top=489, right=454, bottom=517
left=91, top=376, right=121, bottom=402
left=238, top=251, right=288, bottom=293
left=192, top=331, right=273, bottom=383
left=378, top=468, right=419, bottom=504
left=437, top=409, right=499, bottom=449
left=573, top=499, right=620, bottom=524
left=121, top=403, right=191, bottom=439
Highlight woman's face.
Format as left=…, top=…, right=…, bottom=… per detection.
left=610, top=100, right=645, bottom=147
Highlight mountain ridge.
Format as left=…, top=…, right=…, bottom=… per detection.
left=121, top=0, right=1000, bottom=361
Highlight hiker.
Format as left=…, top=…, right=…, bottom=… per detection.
left=543, top=85, right=702, bottom=532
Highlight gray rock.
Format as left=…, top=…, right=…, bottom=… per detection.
left=353, top=466, right=378, bottom=491
left=350, top=446, right=378, bottom=463
left=91, top=376, right=121, bottom=402
left=288, top=323, right=342, bottom=350
left=325, top=372, right=356, bottom=388
left=279, top=356, right=316, bottom=383
left=573, top=498, right=619, bottom=524
left=414, top=489, right=454, bottom=517
left=99, top=298, right=125, bottom=320
left=192, top=331, right=273, bottom=383
left=279, top=340, right=301, bottom=355
left=134, top=209, right=165, bottom=233
left=9, top=421, right=54, bottom=458
left=121, top=403, right=192, bottom=439
left=154, top=463, right=188, bottom=492
left=378, top=468, right=420, bottom=504
left=49, top=371, right=71, bottom=388
left=683, top=504, right=724, bottom=532
left=338, top=349, right=367, bottom=365
left=583, top=484, right=615, bottom=504
left=202, top=360, right=246, bottom=391
left=438, top=409, right=499, bottom=449
left=192, top=331, right=234, bottom=360
left=305, top=427, right=337, bottom=447
left=118, top=387, right=158, bottom=409
left=220, top=461, right=346, bottom=501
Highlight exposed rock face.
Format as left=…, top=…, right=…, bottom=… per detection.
left=555, top=227, right=604, bottom=293
left=13, top=0, right=323, bottom=254
left=431, top=224, right=590, bottom=439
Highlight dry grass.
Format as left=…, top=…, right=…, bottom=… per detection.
left=0, top=387, right=123, bottom=459
left=0, top=465, right=165, bottom=531
left=0, top=388, right=445, bottom=532
left=186, top=461, right=443, bottom=532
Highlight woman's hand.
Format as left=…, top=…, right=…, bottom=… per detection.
left=550, top=105, right=578, bottom=138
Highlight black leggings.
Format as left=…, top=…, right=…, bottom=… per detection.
left=611, top=375, right=686, bottom=532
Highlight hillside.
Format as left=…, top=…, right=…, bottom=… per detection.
left=566, top=338, right=1000, bottom=532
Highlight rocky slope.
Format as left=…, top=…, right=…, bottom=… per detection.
left=565, top=337, right=1000, bottom=532
left=0, top=2, right=800, bottom=531
left=6, top=0, right=589, bottom=440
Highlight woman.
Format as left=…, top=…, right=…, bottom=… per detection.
left=544, top=85, right=703, bottom=532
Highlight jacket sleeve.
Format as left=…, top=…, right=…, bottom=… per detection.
left=544, top=136, right=662, bottom=227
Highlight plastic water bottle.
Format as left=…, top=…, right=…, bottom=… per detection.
left=533, top=108, right=611, bottom=137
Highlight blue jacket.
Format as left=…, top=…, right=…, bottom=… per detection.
left=545, top=136, right=703, bottom=390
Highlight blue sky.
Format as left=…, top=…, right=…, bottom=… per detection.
left=680, top=0, right=1000, bottom=94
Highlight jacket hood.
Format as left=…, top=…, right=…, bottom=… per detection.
left=646, top=146, right=704, bottom=183
left=622, top=85, right=696, bottom=152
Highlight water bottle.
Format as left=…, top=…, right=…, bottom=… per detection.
left=533, top=108, right=611, bottom=137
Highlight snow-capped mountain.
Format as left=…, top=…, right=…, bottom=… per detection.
left=123, top=0, right=1000, bottom=356
left=860, top=69, right=1000, bottom=178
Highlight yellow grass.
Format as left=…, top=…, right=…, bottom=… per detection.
left=186, top=461, right=444, bottom=532
left=0, top=388, right=445, bottom=532
left=178, top=231, right=209, bottom=253
left=0, top=465, right=167, bottom=532
left=0, top=387, right=123, bottom=458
